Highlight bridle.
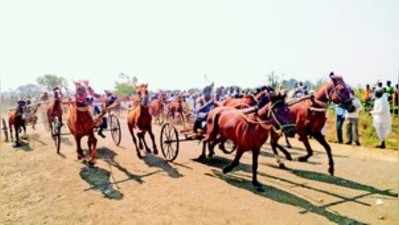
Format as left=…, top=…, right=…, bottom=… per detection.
left=240, top=99, right=295, bottom=133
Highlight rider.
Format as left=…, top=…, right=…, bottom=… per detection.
left=293, top=82, right=307, bottom=98
left=97, top=90, right=118, bottom=138
left=193, top=82, right=215, bottom=133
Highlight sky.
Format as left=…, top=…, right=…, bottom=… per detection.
left=0, top=0, right=398, bottom=92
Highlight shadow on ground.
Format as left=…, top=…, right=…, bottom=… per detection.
left=209, top=170, right=367, bottom=225
left=143, top=154, right=183, bottom=178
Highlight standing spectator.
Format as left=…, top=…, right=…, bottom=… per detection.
left=345, top=90, right=362, bottom=146
left=370, top=88, right=392, bottom=149
left=363, top=84, right=372, bottom=111
left=394, top=84, right=399, bottom=116
left=335, top=104, right=346, bottom=144
left=384, top=81, right=395, bottom=112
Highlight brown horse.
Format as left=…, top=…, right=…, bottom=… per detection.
left=47, top=88, right=63, bottom=132
left=203, top=92, right=295, bottom=187
left=273, top=73, right=354, bottom=176
left=127, top=84, right=158, bottom=158
left=166, top=95, right=187, bottom=123
left=67, top=82, right=107, bottom=165
left=149, top=93, right=166, bottom=124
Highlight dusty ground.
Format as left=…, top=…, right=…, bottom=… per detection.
left=0, top=115, right=398, bottom=225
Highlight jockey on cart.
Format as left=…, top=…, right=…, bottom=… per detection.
left=97, top=90, right=118, bottom=138
left=193, top=82, right=215, bottom=133
left=293, top=82, right=309, bottom=98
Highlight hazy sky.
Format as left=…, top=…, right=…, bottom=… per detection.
left=1, top=0, right=398, bottom=91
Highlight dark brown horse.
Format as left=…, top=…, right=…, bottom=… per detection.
left=203, top=92, right=295, bottom=187
left=273, top=73, right=354, bottom=176
left=8, top=103, right=41, bottom=146
left=127, top=84, right=158, bottom=158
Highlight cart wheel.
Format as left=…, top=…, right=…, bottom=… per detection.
left=160, top=123, right=179, bottom=162
left=220, top=139, right=236, bottom=154
left=51, top=116, right=61, bottom=154
left=109, top=114, right=122, bottom=146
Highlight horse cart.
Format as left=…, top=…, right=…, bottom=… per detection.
left=51, top=110, right=122, bottom=153
left=159, top=119, right=235, bottom=162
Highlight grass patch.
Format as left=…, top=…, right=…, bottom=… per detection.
left=325, top=109, right=398, bottom=150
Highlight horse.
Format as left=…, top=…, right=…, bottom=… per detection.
left=203, top=92, right=295, bottom=187
left=272, top=73, right=354, bottom=176
left=149, top=93, right=166, bottom=124
left=47, top=89, right=63, bottom=129
left=166, top=95, right=187, bottom=123
left=67, top=82, right=107, bottom=165
left=127, top=84, right=158, bottom=159
left=8, top=102, right=41, bottom=146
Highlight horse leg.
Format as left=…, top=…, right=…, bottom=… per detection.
left=148, top=126, right=158, bottom=155
left=271, top=131, right=292, bottom=161
left=223, top=149, right=244, bottom=174
left=252, top=149, right=262, bottom=187
left=129, top=126, right=142, bottom=159
left=285, top=134, right=292, bottom=148
left=140, top=131, right=151, bottom=154
left=13, top=123, right=20, bottom=147
left=9, top=123, right=14, bottom=142
left=207, top=138, right=217, bottom=158
left=313, top=132, right=335, bottom=176
left=88, top=133, right=97, bottom=167
left=74, top=136, right=84, bottom=160
left=23, top=124, right=27, bottom=136
left=270, top=139, right=286, bottom=169
left=297, top=135, right=313, bottom=162
left=198, top=141, right=207, bottom=161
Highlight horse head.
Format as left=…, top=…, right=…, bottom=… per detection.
left=135, top=83, right=150, bottom=106
left=257, top=91, right=295, bottom=137
left=53, top=87, right=63, bottom=100
left=326, top=72, right=354, bottom=111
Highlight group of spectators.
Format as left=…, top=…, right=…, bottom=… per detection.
left=335, top=80, right=398, bottom=149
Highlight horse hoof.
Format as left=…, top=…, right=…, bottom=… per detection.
left=222, top=167, right=232, bottom=174
left=278, top=162, right=287, bottom=169
left=286, top=155, right=293, bottom=161
left=88, top=161, right=95, bottom=168
left=153, top=149, right=159, bottom=155
left=77, top=155, right=84, bottom=160
left=297, top=156, right=309, bottom=162
left=197, top=155, right=206, bottom=161
left=208, top=153, right=214, bottom=159
left=137, top=154, right=144, bottom=159
left=328, top=167, right=335, bottom=176
left=252, top=180, right=262, bottom=188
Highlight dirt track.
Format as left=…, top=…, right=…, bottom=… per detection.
left=0, top=117, right=398, bottom=225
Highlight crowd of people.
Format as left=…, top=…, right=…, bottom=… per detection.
left=335, top=80, right=398, bottom=149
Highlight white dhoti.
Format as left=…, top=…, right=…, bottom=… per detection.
left=371, top=95, right=392, bottom=142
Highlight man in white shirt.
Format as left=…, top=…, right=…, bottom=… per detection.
left=371, top=88, right=392, bottom=149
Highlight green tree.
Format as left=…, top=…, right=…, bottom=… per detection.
left=36, top=74, right=68, bottom=91
left=114, top=73, right=138, bottom=96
